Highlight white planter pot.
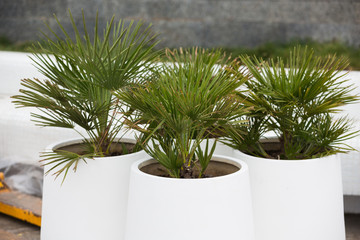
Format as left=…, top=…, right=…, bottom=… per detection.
left=234, top=150, right=345, bottom=240
left=41, top=138, right=149, bottom=240
left=125, top=155, right=255, bottom=240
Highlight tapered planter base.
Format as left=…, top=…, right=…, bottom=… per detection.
left=234, top=150, right=345, bottom=240
left=125, top=155, right=255, bottom=240
left=41, top=138, right=149, bottom=240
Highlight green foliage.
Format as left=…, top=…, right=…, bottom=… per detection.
left=11, top=10, right=160, bottom=179
left=40, top=150, right=96, bottom=183
left=223, top=39, right=360, bottom=71
left=226, top=46, right=359, bottom=159
left=3, top=37, right=360, bottom=70
left=118, top=47, right=250, bottom=177
left=0, top=36, right=35, bottom=52
left=196, top=139, right=217, bottom=178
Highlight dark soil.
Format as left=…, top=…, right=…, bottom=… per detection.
left=56, top=141, right=136, bottom=156
left=257, top=138, right=326, bottom=159
left=140, top=161, right=240, bottom=178
left=261, top=140, right=283, bottom=159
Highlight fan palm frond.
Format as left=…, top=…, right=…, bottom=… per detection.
left=12, top=10, right=160, bottom=179
left=226, top=46, right=359, bottom=159
left=118, top=47, right=250, bottom=177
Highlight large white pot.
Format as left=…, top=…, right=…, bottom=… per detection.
left=41, top=138, right=149, bottom=240
left=234, top=150, right=345, bottom=240
left=125, top=155, right=255, bottom=240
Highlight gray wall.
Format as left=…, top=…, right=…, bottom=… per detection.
left=0, top=0, right=359, bottom=48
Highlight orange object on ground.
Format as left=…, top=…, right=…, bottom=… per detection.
left=0, top=172, right=42, bottom=226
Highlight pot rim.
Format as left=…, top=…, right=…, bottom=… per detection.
left=234, top=149, right=338, bottom=163
left=45, top=137, right=145, bottom=160
left=131, top=155, right=248, bottom=181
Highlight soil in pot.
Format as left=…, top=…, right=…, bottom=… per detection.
left=140, top=161, right=240, bottom=178
left=253, top=138, right=320, bottom=160
left=56, top=141, right=138, bottom=157
left=260, top=139, right=282, bottom=159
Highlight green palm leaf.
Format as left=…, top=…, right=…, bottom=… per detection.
left=12, top=10, right=160, bottom=179
left=226, top=46, right=359, bottom=159
left=118, top=47, right=250, bottom=177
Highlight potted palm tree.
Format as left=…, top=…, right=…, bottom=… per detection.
left=117, top=48, right=255, bottom=240
left=225, top=47, right=359, bottom=240
left=11, top=10, right=159, bottom=240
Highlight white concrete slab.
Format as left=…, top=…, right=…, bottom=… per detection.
left=0, top=51, right=44, bottom=96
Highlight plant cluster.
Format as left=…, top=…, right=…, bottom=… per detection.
left=226, top=47, right=359, bottom=159
left=12, top=10, right=359, bottom=179
left=118, top=48, right=249, bottom=178
left=12, top=10, right=159, bottom=178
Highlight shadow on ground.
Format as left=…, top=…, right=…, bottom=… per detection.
left=0, top=213, right=359, bottom=240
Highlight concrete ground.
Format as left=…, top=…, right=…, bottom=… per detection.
left=0, top=213, right=359, bottom=240
left=346, top=214, right=360, bottom=240
left=0, top=213, right=39, bottom=240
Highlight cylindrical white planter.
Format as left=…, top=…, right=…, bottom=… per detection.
left=234, top=150, right=345, bottom=240
left=41, top=138, right=149, bottom=240
left=125, top=155, right=255, bottom=240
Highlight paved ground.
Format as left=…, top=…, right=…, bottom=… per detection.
left=0, top=213, right=39, bottom=240
left=347, top=214, right=360, bottom=240
left=0, top=213, right=359, bottom=240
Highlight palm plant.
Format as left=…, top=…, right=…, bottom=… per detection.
left=11, top=10, right=160, bottom=178
left=226, top=46, right=358, bottom=159
left=117, top=47, right=250, bottom=178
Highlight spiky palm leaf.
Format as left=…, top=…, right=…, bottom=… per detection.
left=117, top=47, right=250, bottom=177
left=227, top=46, right=359, bottom=159
left=12, top=10, right=160, bottom=179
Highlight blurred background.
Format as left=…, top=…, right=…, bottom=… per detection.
left=0, top=0, right=360, bottom=68
left=1, top=0, right=360, bottom=47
